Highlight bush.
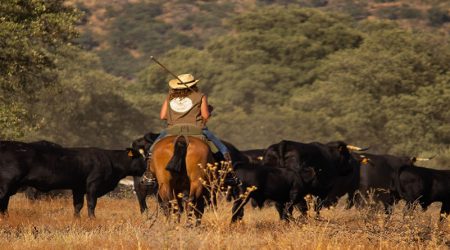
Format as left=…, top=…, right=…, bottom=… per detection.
left=427, top=6, right=450, bottom=26
left=375, top=5, right=422, bottom=20
left=374, top=0, right=397, bottom=3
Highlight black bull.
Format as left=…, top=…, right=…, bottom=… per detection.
left=393, top=165, right=450, bottom=220
left=321, top=153, right=434, bottom=213
left=0, top=141, right=146, bottom=218
left=263, top=140, right=360, bottom=196
left=228, top=140, right=362, bottom=221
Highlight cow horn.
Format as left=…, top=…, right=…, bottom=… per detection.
left=413, top=155, right=436, bottom=162
left=138, top=148, right=145, bottom=157
left=346, top=145, right=369, bottom=151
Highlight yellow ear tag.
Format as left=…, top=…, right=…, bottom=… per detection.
left=128, top=151, right=134, bottom=157
left=362, top=158, right=369, bottom=164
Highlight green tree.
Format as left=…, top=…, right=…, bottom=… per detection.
left=0, top=0, right=79, bottom=139
left=286, top=21, right=450, bottom=153
left=28, top=49, right=150, bottom=148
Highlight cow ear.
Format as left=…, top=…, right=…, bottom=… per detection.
left=361, top=157, right=369, bottom=164
left=126, top=148, right=134, bottom=157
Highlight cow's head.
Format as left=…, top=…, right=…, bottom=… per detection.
left=126, top=147, right=147, bottom=176
left=326, top=141, right=367, bottom=176
left=263, top=140, right=288, bottom=168
left=131, top=132, right=160, bottom=157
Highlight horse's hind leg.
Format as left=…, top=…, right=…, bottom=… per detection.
left=195, top=198, right=205, bottom=226
left=158, top=184, right=174, bottom=218
left=186, top=182, right=205, bottom=226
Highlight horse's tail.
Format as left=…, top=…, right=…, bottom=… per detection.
left=166, top=136, right=187, bottom=174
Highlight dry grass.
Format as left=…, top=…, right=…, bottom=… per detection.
left=0, top=193, right=449, bottom=250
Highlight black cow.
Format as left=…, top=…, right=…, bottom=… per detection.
left=0, top=140, right=146, bottom=218
left=230, top=162, right=307, bottom=222
left=354, top=153, right=434, bottom=213
left=131, top=132, right=159, bottom=157
left=264, top=140, right=358, bottom=192
left=317, top=157, right=361, bottom=210
left=393, top=165, right=450, bottom=220
left=262, top=140, right=362, bottom=215
left=320, top=153, right=434, bottom=214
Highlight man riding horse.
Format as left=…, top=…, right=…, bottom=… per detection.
left=142, top=72, right=231, bottom=225
left=162, top=73, right=230, bottom=159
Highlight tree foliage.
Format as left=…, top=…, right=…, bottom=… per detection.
left=0, top=0, right=79, bottom=139
left=134, top=7, right=450, bottom=159
left=3, top=1, right=450, bottom=167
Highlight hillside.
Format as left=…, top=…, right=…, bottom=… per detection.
left=3, top=0, right=449, bottom=164
left=71, top=0, right=450, bottom=79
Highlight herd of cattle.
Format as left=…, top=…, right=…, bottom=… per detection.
left=1, top=133, right=449, bottom=223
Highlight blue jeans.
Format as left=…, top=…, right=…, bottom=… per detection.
left=202, top=128, right=230, bottom=155
left=151, top=129, right=229, bottom=155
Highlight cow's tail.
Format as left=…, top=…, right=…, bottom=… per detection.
left=166, top=136, right=187, bottom=174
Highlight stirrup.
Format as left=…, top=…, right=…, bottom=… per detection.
left=141, top=172, right=156, bottom=186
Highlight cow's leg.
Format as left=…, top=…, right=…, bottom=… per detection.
left=0, top=180, right=12, bottom=216
left=402, top=201, right=417, bottom=219
left=72, top=190, right=85, bottom=218
left=345, top=192, right=355, bottom=210
left=439, top=202, right=450, bottom=221
left=86, top=185, right=99, bottom=218
left=134, top=180, right=149, bottom=214
left=275, top=202, right=287, bottom=220
left=0, top=196, right=11, bottom=217
left=286, top=203, right=294, bottom=220
left=314, top=197, right=323, bottom=218
left=353, top=191, right=364, bottom=209
left=276, top=202, right=294, bottom=221
left=231, top=194, right=250, bottom=223
left=383, top=201, right=394, bottom=215
left=294, top=198, right=308, bottom=217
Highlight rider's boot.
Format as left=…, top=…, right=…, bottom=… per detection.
left=140, top=153, right=156, bottom=186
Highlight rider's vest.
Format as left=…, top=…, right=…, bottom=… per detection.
left=167, top=91, right=205, bottom=128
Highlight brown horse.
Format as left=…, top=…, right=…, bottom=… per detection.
left=149, top=135, right=214, bottom=225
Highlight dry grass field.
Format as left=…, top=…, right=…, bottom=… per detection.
left=0, top=192, right=449, bottom=250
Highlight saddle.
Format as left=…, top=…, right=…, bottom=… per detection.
left=164, top=125, right=219, bottom=154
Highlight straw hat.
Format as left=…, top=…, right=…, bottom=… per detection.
left=168, top=74, right=199, bottom=90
